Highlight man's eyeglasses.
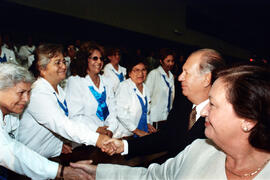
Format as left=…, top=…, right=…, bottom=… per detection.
left=89, top=56, right=105, bottom=61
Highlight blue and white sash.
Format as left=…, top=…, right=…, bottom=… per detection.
left=88, top=86, right=109, bottom=121
left=112, top=69, right=124, bottom=82
left=53, top=92, right=69, bottom=116
left=134, top=88, right=148, bottom=137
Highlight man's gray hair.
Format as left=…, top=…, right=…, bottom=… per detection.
left=0, top=63, right=36, bottom=90
left=192, top=48, right=225, bottom=84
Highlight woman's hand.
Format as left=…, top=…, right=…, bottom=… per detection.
left=147, top=124, right=157, bottom=133
left=133, top=128, right=149, bottom=137
left=61, top=143, right=72, bottom=154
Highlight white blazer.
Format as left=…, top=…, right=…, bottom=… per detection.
left=65, top=75, right=118, bottom=133
left=145, top=66, right=175, bottom=123
left=113, top=79, right=151, bottom=138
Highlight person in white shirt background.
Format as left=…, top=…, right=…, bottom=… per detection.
left=113, top=58, right=157, bottom=138
left=18, top=36, right=36, bottom=67
left=0, top=33, right=17, bottom=64
left=70, top=64, right=270, bottom=180
left=65, top=45, right=118, bottom=138
left=0, top=63, right=91, bottom=180
left=18, top=44, right=111, bottom=158
left=103, top=47, right=126, bottom=94
left=145, top=48, right=175, bottom=130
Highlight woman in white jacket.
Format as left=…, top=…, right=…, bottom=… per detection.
left=145, top=48, right=175, bottom=129
left=114, top=58, right=157, bottom=138
left=65, top=46, right=118, bottom=138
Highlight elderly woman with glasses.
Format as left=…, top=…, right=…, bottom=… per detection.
left=18, top=44, right=111, bottom=159
left=0, top=63, right=91, bottom=180
left=65, top=45, right=118, bottom=138
left=112, top=58, right=157, bottom=138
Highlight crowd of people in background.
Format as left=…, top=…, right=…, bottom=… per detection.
left=0, top=31, right=270, bottom=180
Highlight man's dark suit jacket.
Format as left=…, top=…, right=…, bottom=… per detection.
left=125, top=81, right=206, bottom=160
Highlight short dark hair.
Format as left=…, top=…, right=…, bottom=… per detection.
left=126, top=56, right=147, bottom=79
left=217, top=64, right=270, bottom=151
left=106, top=47, right=120, bottom=57
left=158, top=48, right=175, bottom=62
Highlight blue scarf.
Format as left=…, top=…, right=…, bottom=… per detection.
left=0, top=54, right=7, bottom=63
left=112, top=69, right=124, bottom=82
left=88, top=86, right=109, bottom=121
left=53, top=92, right=69, bottom=116
left=162, top=74, right=172, bottom=113
left=134, top=88, right=148, bottom=138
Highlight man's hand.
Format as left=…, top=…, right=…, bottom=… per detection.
left=102, top=138, right=124, bottom=155
left=61, top=143, right=72, bottom=154
left=95, top=134, right=116, bottom=154
left=70, top=160, right=97, bottom=180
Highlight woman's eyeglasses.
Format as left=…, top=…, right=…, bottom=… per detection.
left=54, top=60, right=67, bottom=66
left=89, top=56, right=105, bottom=61
left=132, top=68, right=147, bottom=74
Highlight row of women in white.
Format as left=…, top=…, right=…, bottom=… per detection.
left=1, top=43, right=175, bottom=179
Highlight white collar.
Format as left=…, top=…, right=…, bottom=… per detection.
left=157, top=66, right=173, bottom=80
left=193, top=99, right=209, bottom=121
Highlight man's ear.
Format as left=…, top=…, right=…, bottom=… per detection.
left=203, top=72, right=212, bottom=87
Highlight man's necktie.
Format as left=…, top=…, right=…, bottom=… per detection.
left=188, top=106, right=197, bottom=130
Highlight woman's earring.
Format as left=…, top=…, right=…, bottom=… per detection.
left=243, top=126, right=249, bottom=132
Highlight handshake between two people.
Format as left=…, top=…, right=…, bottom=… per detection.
left=96, top=134, right=124, bottom=156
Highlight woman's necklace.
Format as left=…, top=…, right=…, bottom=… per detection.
left=226, top=158, right=270, bottom=178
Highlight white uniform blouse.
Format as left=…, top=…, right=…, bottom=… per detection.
left=0, top=110, right=58, bottom=180
left=96, top=139, right=270, bottom=180
left=0, top=46, right=17, bottom=64
left=18, top=77, right=99, bottom=158
left=113, top=78, right=151, bottom=138
left=103, top=63, right=126, bottom=94
left=65, top=75, right=118, bottom=133
left=145, top=66, right=175, bottom=123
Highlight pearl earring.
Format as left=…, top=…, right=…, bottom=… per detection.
left=243, top=126, right=248, bottom=132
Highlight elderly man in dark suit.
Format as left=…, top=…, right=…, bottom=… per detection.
left=102, top=48, right=225, bottom=161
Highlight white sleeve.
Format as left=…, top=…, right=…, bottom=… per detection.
left=115, top=84, right=137, bottom=132
left=103, top=81, right=119, bottom=132
left=145, top=70, right=156, bottom=97
left=28, top=90, right=99, bottom=146
left=96, top=143, right=190, bottom=180
left=0, top=129, right=58, bottom=180
left=65, top=77, right=99, bottom=132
